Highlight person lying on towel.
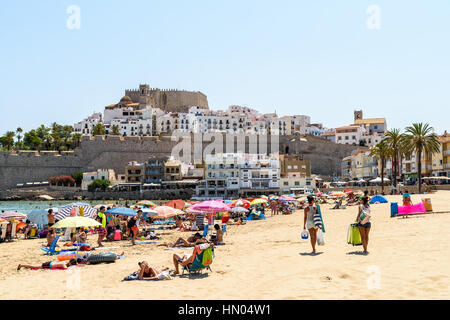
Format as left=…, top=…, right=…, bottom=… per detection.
left=17, top=258, right=78, bottom=271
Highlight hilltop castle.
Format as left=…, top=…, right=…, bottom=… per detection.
left=106, top=84, right=209, bottom=113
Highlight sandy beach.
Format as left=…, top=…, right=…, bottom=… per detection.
left=1, top=191, right=449, bottom=300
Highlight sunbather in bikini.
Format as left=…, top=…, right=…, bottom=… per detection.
left=137, top=261, right=173, bottom=280
left=17, top=258, right=78, bottom=271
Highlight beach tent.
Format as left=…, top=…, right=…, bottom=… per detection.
left=369, top=195, right=388, bottom=204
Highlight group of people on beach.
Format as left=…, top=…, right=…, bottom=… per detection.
left=303, top=190, right=372, bottom=255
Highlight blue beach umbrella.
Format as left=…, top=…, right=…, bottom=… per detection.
left=105, top=207, right=137, bottom=216
left=27, top=209, right=49, bottom=227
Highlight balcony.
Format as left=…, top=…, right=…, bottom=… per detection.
left=444, top=163, right=450, bottom=169
left=444, top=150, right=450, bottom=156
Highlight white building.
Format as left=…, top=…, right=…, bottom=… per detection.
left=81, top=169, right=117, bottom=191
left=74, top=113, right=103, bottom=135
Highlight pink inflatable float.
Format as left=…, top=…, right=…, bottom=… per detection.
left=397, top=202, right=426, bottom=215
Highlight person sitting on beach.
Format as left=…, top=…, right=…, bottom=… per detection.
left=210, top=224, right=223, bottom=245
left=172, top=239, right=212, bottom=275
left=18, top=258, right=78, bottom=271
left=174, top=216, right=191, bottom=231
left=113, top=225, right=123, bottom=241
left=331, top=198, right=343, bottom=210
left=23, top=220, right=33, bottom=239
left=136, top=261, right=173, bottom=280
left=157, top=232, right=203, bottom=248
left=77, top=228, right=87, bottom=243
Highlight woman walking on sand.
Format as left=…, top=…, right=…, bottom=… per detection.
left=303, top=195, right=319, bottom=254
left=355, top=196, right=372, bottom=254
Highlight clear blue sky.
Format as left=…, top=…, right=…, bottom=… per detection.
left=1, top=0, right=449, bottom=134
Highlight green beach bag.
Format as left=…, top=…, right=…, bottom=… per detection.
left=347, top=223, right=362, bottom=246
left=201, top=247, right=213, bottom=266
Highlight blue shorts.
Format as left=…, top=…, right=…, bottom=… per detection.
left=358, top=222, right=371, bottom=228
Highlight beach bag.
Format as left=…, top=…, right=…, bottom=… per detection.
left=316, top=230, right=325, bottom=246
left=201, top=247, right=213, bottom=266
left=347, top=224, right=362, bottom=246
left=301, top=229, right=309, bottom=240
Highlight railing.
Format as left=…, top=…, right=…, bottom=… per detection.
left=443, top=150, right=450, bottom=156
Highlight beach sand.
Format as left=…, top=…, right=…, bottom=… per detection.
left=1, top=191, right=449, bottom=300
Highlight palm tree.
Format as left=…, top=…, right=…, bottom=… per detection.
left=370, top=140, right=390, bottom=194
left=71, top=133, right=82, bottom=148
left=111, top=125, right=120, bottom=136
left=383, top=129, right=405, bottom=187
left=93, top=123, right=106, bottom=136
left=16, top=127, right=23, bottom=149
left=404, top=123, right=441, bottom=194
left=3, top=131, right=16, bottom=151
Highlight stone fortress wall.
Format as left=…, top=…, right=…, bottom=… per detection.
left=0, top=134, right=356, bottom=191
left=125, top=85, right=209, bottom=113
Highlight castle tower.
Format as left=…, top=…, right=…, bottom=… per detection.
left=354, top=110, right=363, bottom=121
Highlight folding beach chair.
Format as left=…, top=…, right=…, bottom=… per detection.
left=182, top=245, right=215, bottom=276
left=41, top=235, right=76, bottom=255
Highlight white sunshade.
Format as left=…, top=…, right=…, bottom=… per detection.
left=370, top=177, right=390, bottom=183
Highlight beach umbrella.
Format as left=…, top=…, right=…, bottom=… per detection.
left=189, top=200, right=231, bottom=213
left=137, top=200, right=157, bottom=207
left=223, top=200, right=234, bottom=204
left=26, top=209, right=50, bottom=226
left=344, top=189, right=353, bottom=193
left=0, top=211, right=27, bottom=221
left=250, top=198, right=268, bottom=205
left=152, top=206, right=183, bottom=219
left=232, top=200, right=251, bottom=209
left=231, top=207, right=248, bottom=213
left=141, top=208, right=158, bottom=217
left=51, top=216, right=101, bottom=229
left=260, top=195, right=269, bottom=199
left=165, top=200, right=185, bottom=210
left=56, top=203, right=97, bottom=220
left=105, top=207, right=137, bottom=216
left=0, top=219, right=8, bottom=224
left=269, top=196, right=278, bottom=200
